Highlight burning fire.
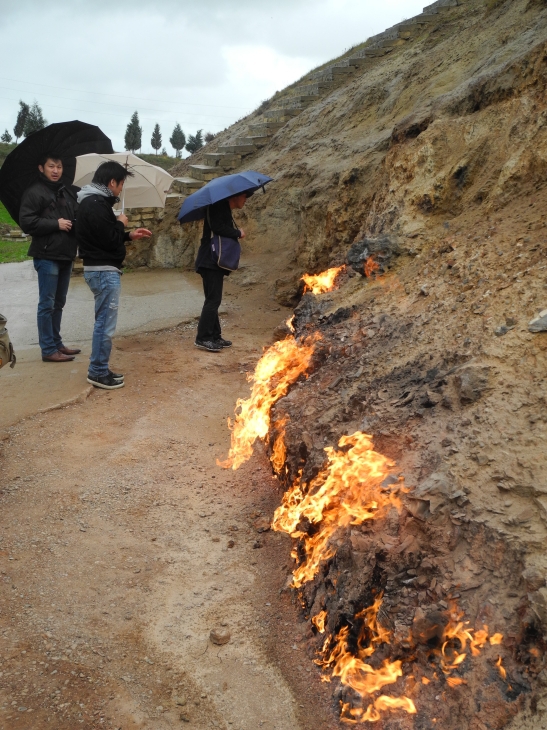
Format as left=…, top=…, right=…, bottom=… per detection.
left=316, top=597, right=416, bottom=722
left=218, top=335, right=318, bottom=470
left=272, top=432, right=402, bottom=588
left=219, top=325, right=507, bottom=724
left=302, top=266, right=344, bottom=295
left=286, top=315, right=295, bottom=333
left=364, top=257, right=380, bottom=278
left=312, top=610, right=327, bottom=634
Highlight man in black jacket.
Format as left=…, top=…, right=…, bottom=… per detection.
left=76, top=161, right=151, bottom=390
left=194, top=193, right=247, bottom=352
left=20, top=155, right=81, bottom=362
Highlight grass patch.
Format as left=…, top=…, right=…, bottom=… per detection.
left=0, top=141, right=16, bottom=168
left=0, top=239, right=31, bottom=264
left=0, top=202, right=16, bottom=226
left=137, top=153, right=177, bottom=172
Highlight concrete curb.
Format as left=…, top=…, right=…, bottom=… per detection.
left=37, top=385, right=94, bottom=415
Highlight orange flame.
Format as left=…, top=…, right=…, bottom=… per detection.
left=218, top=335, right=319, bottom=470
left=364, top=257, right=380, bottom=278
left=219, top=331, right=507, bottom=724
left=272, top=432, right=400, bottom=587
left=312, top=610, right=327, bottom=634
left=319, top=602, right=416, bottom=722
left=302, top=266, right=344, bottom=294
left=286, top=315, right=295, bottom=333
left=439, top=605, right=503, bottom=681
left=270, top=418, right=288, bottom=475
left=496, top=656, right=507, bottom=680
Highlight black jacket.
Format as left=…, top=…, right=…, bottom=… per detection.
left=195, top=199, right=241, bottom=273
left=76, top=194, right=131, bottom=269
left=20, top=175, right=79, bottom=261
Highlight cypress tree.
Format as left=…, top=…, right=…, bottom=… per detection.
left=151, top=123, right=162, bottom=155
left=169, top=123, right=186, bottom=158
left=23, top=102, right=47, bottom=137
left=124, top=111, right=142, bottom=152
left=186, top=130, right=204, bottom=155
left=1, top=129, right=13, bottom=143
left=13, top=101, right=30, bottom=142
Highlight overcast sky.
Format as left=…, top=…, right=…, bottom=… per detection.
left=0, top=0, right=427, bottom=156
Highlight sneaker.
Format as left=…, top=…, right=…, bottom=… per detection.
left=194, top=339, right=222, bottom=352
left=215, top=338, right=232, bottom=348
left=108, top=369, right=124, bottom=380
left=87, top=373, right=125, bottom=390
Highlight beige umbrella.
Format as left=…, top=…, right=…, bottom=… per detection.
left=73, top=152, right=174, bottom=211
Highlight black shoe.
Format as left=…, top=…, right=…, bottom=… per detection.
left=108, top=369, right=124, bottom=380
left=87, top=373, right=125, bottom=390
left=215, top=338, right=232, bottom=348
left=194, top=339, right=222, bottom=352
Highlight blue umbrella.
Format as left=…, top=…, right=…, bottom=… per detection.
left=177, top=170, right=273, bottom=224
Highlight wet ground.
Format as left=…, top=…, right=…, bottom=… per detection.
left=0, top=257, right=339, bottom=730
left=0, top=264, right=205, bottom=429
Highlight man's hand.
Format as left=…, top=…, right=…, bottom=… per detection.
left=117, top=213, right=129, bottom=227
left=129, top=228, right=152, bottom=240
left=239, top=228, right=246, bottom=239
left=58, top=218, right=73, bottom=232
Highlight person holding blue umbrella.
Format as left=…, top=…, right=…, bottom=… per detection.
left=178, top=170, right=273, bottom=353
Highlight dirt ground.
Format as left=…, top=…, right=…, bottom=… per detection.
left=0, top=269, right=341, bottom=730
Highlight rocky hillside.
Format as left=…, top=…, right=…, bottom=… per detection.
left=140, top=0, right=547, bottom=726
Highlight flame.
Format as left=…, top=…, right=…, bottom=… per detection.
left=286, top=315, right=295, bottom=333
left=218, top=335, right=318, bottom=470
left=318, top=601, right=416, bottom=722
left=302, top=266, right=344, bottom=294
left=439, top=606, right=503, bottom=682
left=272, top=432, right=400, bottom=587
left=312, top=610, right=327, bottom=634
left=219, top=330, right=508, bottom=724
left=496, top=656, right=506, bottom=680
left=364, top=257, right=380, bottom=278
left=270, top=418, right=288, bottom=475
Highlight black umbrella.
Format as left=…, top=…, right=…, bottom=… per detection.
left=0, top=120, right=114, bottom=225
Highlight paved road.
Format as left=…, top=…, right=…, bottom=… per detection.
left=0, top=262, right=205, bottom=429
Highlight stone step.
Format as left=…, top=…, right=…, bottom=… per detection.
left=347, top=55, right=373, bottom=67
left=381, top=37, right=408, bottom=48
left=248, top=122, right=284, bottom=137
left=236, top=135, right=269, bottom=148
left=330, top=62, right=355, bottom=75
left=309, top=69, right=336, bottom=82
left=188, top=165, right=226, bottom=182
left=286, top=94, right=320, bottom=105
left=361, top=47, right=390, bottom=57
left=294, top=81, right=334, bottom=95
left=416, top=13, right=441, bottom=22
left=263, top=107, right=303, bottom=123
left=218, top=143, right=257, bottom=155
left=171, top=177, right=205, bottom=194
left=203, top=152, right=241, bottom=168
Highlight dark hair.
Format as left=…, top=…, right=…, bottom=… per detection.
left=39, top=153, right=62, bottom=167
left=92, top=161, right=134, bottom=186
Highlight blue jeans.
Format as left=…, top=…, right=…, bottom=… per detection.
left=84, top=271, right=121, bottom=377
left=33, top=258, right=73, bottom=356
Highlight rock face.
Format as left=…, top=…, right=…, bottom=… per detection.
left=137, top=2, right=547, bottom=725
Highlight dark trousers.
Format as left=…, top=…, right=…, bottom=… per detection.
left=33, top=258, right=73, bottom=356
left=197, top=268, right=225, bottom=342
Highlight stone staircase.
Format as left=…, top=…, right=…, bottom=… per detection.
left=170, top=0, right=463, bottom=201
